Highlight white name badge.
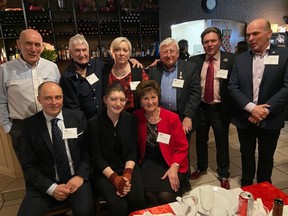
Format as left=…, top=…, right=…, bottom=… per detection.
left=172, top=79, right=184, bottom=88
left=62, top=128, right=78, bottom=139
left=86, top=73, right=99, bottom=85
left=216, top=69, right=228, bottom=79
left=264, top=55, right=279, bottom=65
left=156, top=132, right=171, bottom=144
left=130, top=81, right=141, bottom=90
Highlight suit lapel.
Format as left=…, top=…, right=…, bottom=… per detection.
left=62, top=110, right=75, bottom=150
left=261, top=45, right=278, bottom=84
left=177, top=61, right=184, bottom=100
left=219, top=52, right=230, bottom=88
left=38, top=112, right=54, bottom=154
left=155, top=64, right=164, bottom=84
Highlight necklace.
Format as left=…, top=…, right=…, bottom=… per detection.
left=113, top=65, right=128, bottom=77
left=145, top=107, right=161, bottom=124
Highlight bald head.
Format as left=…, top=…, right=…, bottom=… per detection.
left=37, top=82, right=63, bottom=117
left=246, top=18, right=272, bottom=53
left=247, top=19, right=271, bottom=31
left=17, top=29, right=44, bottom=66
left=19, top=29, right=42, bottom=41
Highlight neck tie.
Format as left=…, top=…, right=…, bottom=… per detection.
left=204, top=57, right=215, bottom=103
left=51, top=118, right=71, bottom=183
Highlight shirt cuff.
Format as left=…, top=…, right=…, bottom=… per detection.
left=244, top=102, right=256, bottom=113
left=46, top=183, right=57, bottom=196
left=2, top=122, right=12, bottom=133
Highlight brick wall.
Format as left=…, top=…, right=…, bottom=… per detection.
left=159, top=0, right=288, bottom=39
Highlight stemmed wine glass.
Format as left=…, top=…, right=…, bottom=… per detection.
left=209, top=207, right=228, bottom=216
left=181, top=193, right=198, bottom=216
left=199, top=185, right=215, bottom=215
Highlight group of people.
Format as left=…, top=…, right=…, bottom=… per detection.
left=0, top=17, right=287, bottom=216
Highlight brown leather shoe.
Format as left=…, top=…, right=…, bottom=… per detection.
left=190, top=170, right=206, bottom=180
left=220, top=178, right=230, bottom=189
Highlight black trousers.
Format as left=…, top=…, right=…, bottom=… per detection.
left=9, top=120, right=23, bottom=163
left=195, top=103, right=230, bottom=178
left=237, top=126, right=280, bottom=187
left=17, top=181, right=95, bottom=216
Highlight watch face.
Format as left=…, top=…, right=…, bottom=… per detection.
left=206, top=0, right=216, bottom=10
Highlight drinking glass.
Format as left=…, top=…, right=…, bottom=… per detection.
left=209, top=207, right=228, bottom=216
left=199, top=185, right=215, bottom=215
left=181, top=193, right=198, bottom=216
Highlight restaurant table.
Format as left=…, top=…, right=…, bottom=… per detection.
left=129, top=182, right=288, bottom=215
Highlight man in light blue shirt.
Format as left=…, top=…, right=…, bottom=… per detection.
left=148, top=38, right=201, bottom=139
left=0, top=29, right=60, bottom=161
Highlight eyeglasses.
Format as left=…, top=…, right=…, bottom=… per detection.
left=108, top=97, right=127, bottom=103
left=161, top=49, right=178, bottom=55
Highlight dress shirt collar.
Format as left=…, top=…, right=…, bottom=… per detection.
left=18, top=55, right=40, bottom=68
left=205, top=50, right=220, bottom=62
left=163, top=62, right=177, bottom=72
left=43, top=111, right=64, bottom=123
left=252, top=45, right=270, bottom=57
left=69, top=61, right=92, bottom=78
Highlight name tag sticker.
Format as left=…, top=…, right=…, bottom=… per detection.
left=63, top=128, right=78, bottom=139
left=86, top=73, right=99, bottom=85
left=156, top=132, right=171, bottom=144
left=216, top=69, right=228, bottom=79
left=130, top=81, right=141, bottom=90
left=172, top=79, right=184, bottom=88
left=264, top=55, right=279, bottom=65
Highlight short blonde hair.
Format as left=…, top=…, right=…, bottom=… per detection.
left=159, top=37, right=179, bottom=51
left=110, top=37, right=132, bottom=57
left=69, top=34, right=89, bottom=51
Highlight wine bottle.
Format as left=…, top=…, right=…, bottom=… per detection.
left=65, top=46, right=70, bottom=60
left=61, top=45, right=66, bottom=61
left=91, top=47, right=96, bottom=59
left=9, top=47, right=15, bottom=61
left=15, top=46, right=20, bottom=59
left=1, top=48, right=7, bottom=62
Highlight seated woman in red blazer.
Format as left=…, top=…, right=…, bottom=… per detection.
left=134, top=80, right=190, bottom=207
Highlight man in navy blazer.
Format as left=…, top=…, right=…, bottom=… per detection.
left=189, top=27, right=235, bottom=189
left=148, top=37, right=201, bottom=138
left=60, top=34, right=104, bottom=120
left=228, top=18, right=288, bottom=186
left=18, top=82, right=95, bottom=216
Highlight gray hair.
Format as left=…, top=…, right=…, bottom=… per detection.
left=159, top=37, right=179, bottom=51
left=69, top=34, right=89, bottom=51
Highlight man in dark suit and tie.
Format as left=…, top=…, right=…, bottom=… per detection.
left=18, top=82, right=95, bottom=216
left=189, top=27, right=235, bottom=189
left=228, top=18, right=288, bottom=186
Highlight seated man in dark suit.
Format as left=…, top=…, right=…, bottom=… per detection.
left=18, top=81, right=95, bottom=216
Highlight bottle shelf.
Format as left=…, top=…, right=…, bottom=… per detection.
left=0, top=0, right=159, bottom=64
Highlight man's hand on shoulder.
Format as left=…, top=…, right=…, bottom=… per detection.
left=149, top=59, right=161, bottom=67
left=129, top=58, right=143, bottom=68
